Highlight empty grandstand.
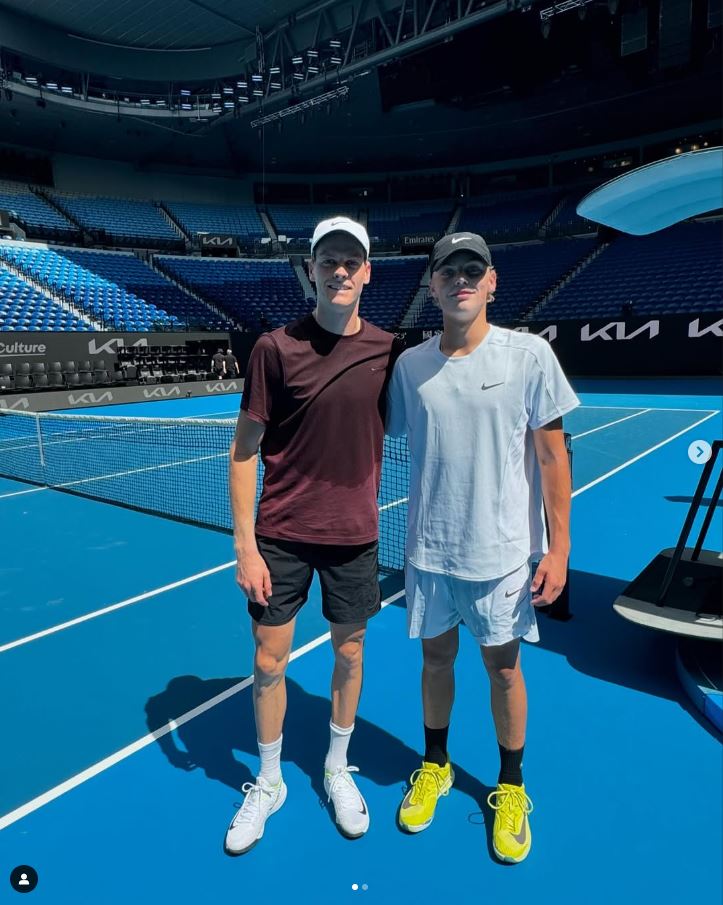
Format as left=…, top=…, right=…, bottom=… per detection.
left=48, top=193, right=184, bottom=249
left=164, top=201, right=266, bottom=244
left=529, top=220, right=722, bottom=321
left=156, top=255, right=312, bottom=331
left=0, top=181, right=79, bottom=241
left=0, top=243, right=183, bottom=330
left=0, top=262, right=93, bottom=332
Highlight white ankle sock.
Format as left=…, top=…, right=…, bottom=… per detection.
left=325, top=721, right=354, bottom=772
left=258, top=735, right=283, bottom=785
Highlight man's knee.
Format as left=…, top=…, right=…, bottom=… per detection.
left=254, top=638, right=291, bottom=687
left=485, top=663, right=521, bottom=691
left=333, top=628, right=366, bottom=674
left=422, top=630, right=459, bottom=674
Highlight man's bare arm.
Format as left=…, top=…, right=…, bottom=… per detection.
left=229, top=411, right=273, bottom=606
left=530, top=417, right=572, bottom=606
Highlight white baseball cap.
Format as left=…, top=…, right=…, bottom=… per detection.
left=310, top=216, right=370, bottom=258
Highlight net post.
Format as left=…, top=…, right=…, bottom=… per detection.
left=35, top=413, right=45, bottom=468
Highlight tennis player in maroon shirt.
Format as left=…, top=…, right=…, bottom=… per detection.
left=225, top=217, right=399, bottom=854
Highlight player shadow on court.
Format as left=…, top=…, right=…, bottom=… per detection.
left=145, top=674, right=498, bottom=841
left=535, top=567, right=722, bottom=740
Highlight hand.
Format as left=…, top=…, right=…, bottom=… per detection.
left=236, top=549, right=273, bottom=607
left=530, top=552, right=568, bottom=607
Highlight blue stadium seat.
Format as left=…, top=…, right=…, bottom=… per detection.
left=0, top=180, right=79, bottom=240
left=530, top=221, right=723, bottom=321
left=49, top=194, right=182, bottom=248
left=165, top=201, right=266, bottom=242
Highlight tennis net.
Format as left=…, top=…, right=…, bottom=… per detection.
left=0, top=409, right=410, bottom=572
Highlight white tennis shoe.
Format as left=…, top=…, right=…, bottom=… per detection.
left=324, top=765, right=370, bottom=838
left=224, top=776, right=287, bottom=855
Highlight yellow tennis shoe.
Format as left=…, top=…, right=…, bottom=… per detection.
left=487, top=783, right=534, bottom=863
left=398, top=761, right=454, bottom=833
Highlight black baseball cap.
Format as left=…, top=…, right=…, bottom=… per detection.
left=430, top=233, right=493, bottom=271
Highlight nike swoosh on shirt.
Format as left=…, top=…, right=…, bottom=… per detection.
left=370, top=366, right=385, bottom=371
left=481, top=382, right=504, bottom=390
left=505, top=587, right=526, bottom=598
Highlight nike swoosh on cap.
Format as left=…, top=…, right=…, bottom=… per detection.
left=451, top=236, right=471, bottom=244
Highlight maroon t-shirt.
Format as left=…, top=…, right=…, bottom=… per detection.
left=241, top=315, right=399, bottom=545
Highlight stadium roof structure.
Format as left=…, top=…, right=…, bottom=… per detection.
left=0, top=0, right=720, bottom=175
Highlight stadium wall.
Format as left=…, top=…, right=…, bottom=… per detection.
left=52, top=155, right=254, bottom=204
left=0, top=331, right=230, bottom=373
left=407, top=314, right=723, bottom=377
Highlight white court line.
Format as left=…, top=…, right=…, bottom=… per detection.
left=185, top=410, right=238, bottom=419
left=571, top=408, right=651, bottom=440
left=0, top=587, right=406, bottom=832
left=0, top=451, right=227, bottom=500
left=0, top=407, right=721, bottom=829
left=579, top=405, right=719, bottom=413
left=572, top=409, right=719, bottom=497
left=0, top=562, right=237, bottom=655
left=379, top=496, right=408, bottom=511
left=0, top=485, right=47, bottom=500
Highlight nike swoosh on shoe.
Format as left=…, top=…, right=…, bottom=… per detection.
left=512, top=818, right=528, bottom=845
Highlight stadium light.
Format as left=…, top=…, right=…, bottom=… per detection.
left=292, top=55, right=303, bottom=65
left=223, top=101, right=234, bottom=108
left=270, top=80, right=282, bottom=89
left=250, top=85, right=349, bottom=127
left=239, top=95, right=250, bottom=103
left=181, top=102, right=192, bottom=110
left=540, top=0, right=594, bottom=20
left=329, top=39, right=342, bottom=48
left=253, top=88, right=264, bottom=96
left=45, top=82, right=58, bottom=91
left=252, top=73, right=263, bottom=83
left=140, top=98, right=150, bottom=105
left=61, top=86, right=73, bottom=94
left=180, top=89, right=191, bottom=96
left=307, top=49, right=319, bottom=58
left=237, top=80, right=248, bottom=89
left=25, top=76, right=38, bottom=85
left=330, top=55, right=342, bottom=65
left=211, top=91, right=221, bottom=99
left=269, top=66, right=281, bottom=74
left=155, top=99, right=166, bottom=106
left=293, top=71, right=304, bottom=80
left=308, top=65, right=320, bottom=74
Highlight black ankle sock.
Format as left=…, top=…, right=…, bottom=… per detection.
left=423, top=725, right=449, bottom=767
left=498, top=743, right=524, bottom=786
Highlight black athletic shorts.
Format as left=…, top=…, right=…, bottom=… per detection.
left=248, top=535, right=381, bottom=627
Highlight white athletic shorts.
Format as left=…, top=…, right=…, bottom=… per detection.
left=405, top=559, right=540, bottom=647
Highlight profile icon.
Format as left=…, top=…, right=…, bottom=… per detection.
left=10, top=865, right=38, bottom=893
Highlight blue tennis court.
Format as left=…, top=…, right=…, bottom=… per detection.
left=1, top=380, right=721, bottom=905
